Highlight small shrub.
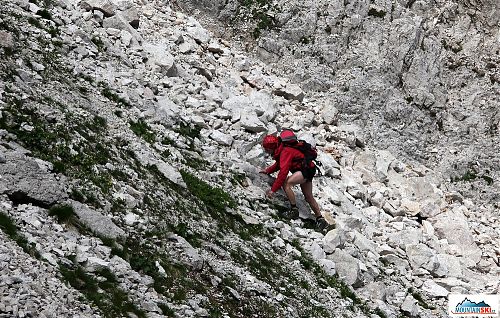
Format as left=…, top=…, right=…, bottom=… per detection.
left=158, top=303, right=175, bottom=317
left=36, top=9, right=52, bottom=20
left=130, top=119, right=156, bottom=144
left=368, top=7, right=386, bottom=18
left=91, top=36, right=106, bottom=52
left=27, top=17, right=43, bottom=28
left=175, top=122, right=201, bottom=140
left=48, top=204, right=76, bottom=223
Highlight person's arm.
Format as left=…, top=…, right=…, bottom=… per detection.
left=270, top=149, right=292, bottom=192
left=263, top=161, right=279, bottom=174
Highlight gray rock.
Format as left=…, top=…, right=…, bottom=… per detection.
left=405, top=243, right=436, bottom=272
left=210, top=130, right=233, bottom=146
left=0, top=30, right=14, bottom=49
left=240, top=113, right=266, bottom=133
left=421, top=279, right=449, bottom=298
left=79, top=0, right=116, bottom=16
left=322, top=228, right=347, bottom=253
left=431, top=207, right=481, bottom=265
left=0, top=154, right=68, bottom=206
left=400, top=295, right=419, bottom=317
left=320, top=106, right=339, bottom=125
left=68, top=200, right=125, bottom=239
left=328, top=249, right=362, bottom=287
left=273, top=83, right=305, bottom=101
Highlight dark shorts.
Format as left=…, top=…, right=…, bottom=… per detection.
left=301, top=166, right=316, bottom=181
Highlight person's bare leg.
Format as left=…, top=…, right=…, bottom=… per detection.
left=300, top=181, right=321, bottom=218
left=283, top=172, right=306, bottom=205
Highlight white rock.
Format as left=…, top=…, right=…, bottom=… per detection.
left=210, top=130, right=233, bottom=146
left=421, top=279, right=449, bottom=297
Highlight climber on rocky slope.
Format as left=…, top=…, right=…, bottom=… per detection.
left=260, top=130, right=332, bottom=232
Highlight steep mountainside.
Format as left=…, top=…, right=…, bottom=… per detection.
left=0, top=0, right=498, bottom=317
left=176, top=0, right=500, bottom=207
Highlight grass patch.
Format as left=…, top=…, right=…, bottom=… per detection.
left=36, top=9, right=52, bottom=20
left=0, top=212, right=40, bottom=258
left=91, top=36, right=106, bottom=52
left=104, top=237, right=204, bottom=303
left=171, top=222, right=202, bottom=248
left=182, top=151, right=209, bottom=170
left=0, top=97, right=115, bottom=194
left=180, top=170, right=236, bottom=215
left=48, top=204, right=77, bottom=223
left=130, top=119, right=156, bottom=144
left=99, top=81, right=131, bottom=107
left=452, top=171, right=494, bottom=185
left=289, top=240, right=378, bottom=316
left=174, top=121, right=201, bottom=140
left=236, top=0, right=280, bottom=38
left=59, top=263, right=147, bottom=318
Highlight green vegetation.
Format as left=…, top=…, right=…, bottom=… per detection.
left=0, top=212, right=40, bottom=258
left=0, top=95, right=115, bottom=195
left=27, top=16, right=43, bottom=28
left=452, top=171, right=494, bottom=185
left=60, top=263, right=147, bottom=318
left=180, top=170, right=264, bottom=240
left=36, top=9, right=52, bottom=20
left=103, top=237, right=206, bottom=304
left=235, top=0, right=280, bottom=38
left=181, top=170, right=236, bottom=215
left=130, top=119, right=156, bottom=143
left=230, top=172, right=247, bottom=186
left=289, top=240, right=379, bottom=316
left=99, top=81, right=131, bottom=107
left=368, top=7, right=386, bottom=18
left=48, top=204, right=77, bottom=223
left=182, top=151, right=209, bottom=169
left=91, top=36, right=106, bottom=52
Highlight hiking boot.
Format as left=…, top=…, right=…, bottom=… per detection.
left=315, top=216, right=334, bottom=232
left=281, top=206, right=299, bottom=219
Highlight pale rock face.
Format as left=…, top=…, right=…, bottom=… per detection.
left=1, top=0, right=499, bottom=316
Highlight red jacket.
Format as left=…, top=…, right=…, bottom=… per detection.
left=265, top=143, right=305, bottom=193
